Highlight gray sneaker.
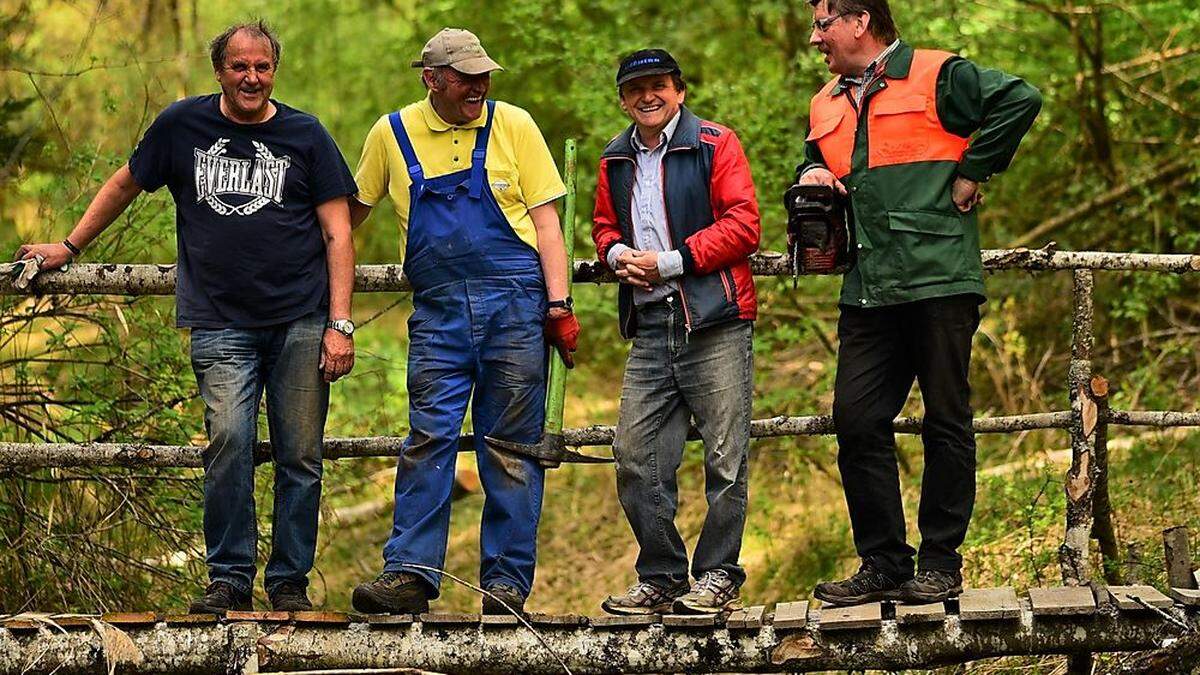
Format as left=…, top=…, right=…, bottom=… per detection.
left=672, top=570, right=742, bottom=615
left=601, top=580, right=689, bottom=615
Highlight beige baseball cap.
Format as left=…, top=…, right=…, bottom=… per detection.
left=411, top=28, right=504, bottom=75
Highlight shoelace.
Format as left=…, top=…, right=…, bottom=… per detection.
left=914, top=570, right=949, bottom=585
left=694, top=571, right=732, bottom=595
left=629, top=581, right=666, bottom=601
left=848, top=568, right=889, bottom=593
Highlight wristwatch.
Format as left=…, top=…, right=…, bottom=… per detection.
left=327, top=318, right=355, bottom=337
left=547, top=296, right=574, bottom=313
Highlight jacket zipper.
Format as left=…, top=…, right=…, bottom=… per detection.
left=719, top=269, right=733, bottom=303
left=661, top=147, right=694, bottom=336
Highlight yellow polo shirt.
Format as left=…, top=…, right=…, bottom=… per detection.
left=354, top=96, right=566, bottom=255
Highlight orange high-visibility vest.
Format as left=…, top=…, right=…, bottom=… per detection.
left=807, top=50, right=969, bottom=180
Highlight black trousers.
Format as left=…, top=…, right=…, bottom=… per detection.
left=832, top=294, right=981, bottom=580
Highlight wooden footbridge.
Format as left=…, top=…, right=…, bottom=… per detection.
left=4, top=246, right=1200, bottom=673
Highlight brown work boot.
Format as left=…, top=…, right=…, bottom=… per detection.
left=352, top=571, right=430, bottom=614
left=813, top=564, right=905, bottom=606
left=482, top=583, right=526, bottom=615
left=899, top=569, right=963, bottom=604
left=189, top=581, right=252, bottom=615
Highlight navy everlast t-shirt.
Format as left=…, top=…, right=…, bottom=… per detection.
left=128, top=94, right=356, bottom=328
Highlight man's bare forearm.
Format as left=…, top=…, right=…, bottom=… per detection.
left=71, top=164, right=143, bottom=248
left=349, top=198, right=373, bottom=230
left=530, top=201, right=569, bottom=301
left=317, top=197, right=355, bottom=319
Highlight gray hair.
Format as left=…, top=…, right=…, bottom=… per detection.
left=209, top=20, right=282, bottom=70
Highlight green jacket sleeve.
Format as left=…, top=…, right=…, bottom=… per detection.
left=936, top=57, right=1042, bottom=183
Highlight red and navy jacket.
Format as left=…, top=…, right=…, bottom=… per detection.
left=592, top=106, right=760, bottom=339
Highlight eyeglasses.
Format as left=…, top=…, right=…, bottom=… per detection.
left=811, top=12, right=853, bottom=32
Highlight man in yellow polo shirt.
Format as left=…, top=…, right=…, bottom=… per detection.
left=349, top=28, right=579, bottom=616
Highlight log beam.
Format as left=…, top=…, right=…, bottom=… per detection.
left=0, top=606, right=1192, bottom=675
left=0, top=412, right=1073, bottom=469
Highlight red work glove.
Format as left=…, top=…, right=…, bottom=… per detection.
left=545, top=313, right=580, bottom=368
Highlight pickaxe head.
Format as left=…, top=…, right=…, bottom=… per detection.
left=483, top=433, right=613, bottom=469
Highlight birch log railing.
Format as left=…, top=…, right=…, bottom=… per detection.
left=3, top=247, right=1200, bottom=674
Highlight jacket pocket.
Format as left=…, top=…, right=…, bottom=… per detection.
left=806, top=112, right=845, bottom=141
left=871, top=94, right=928, bottom=116
left=886, top=210, right=966, bottom=289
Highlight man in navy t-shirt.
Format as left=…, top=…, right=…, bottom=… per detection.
left=14, top=21, right=358, bottom=614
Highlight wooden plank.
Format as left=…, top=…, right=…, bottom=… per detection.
left=895, top=602, right=946, bottom=626
left=816, top=602, right=882, bottom=631
left=589, top=614, right=659, bottom=629
left=772, top=601, right=809, bottom=630
left=481, top=614, right=522, bottom=628
left=2, top=619, right=38, bottom=632
left=662, top=614, right=720, bottom=629
left=366, top=614, right=415, bottom=627
left=292, top=611, right=351, bottom=626
left=225, top=610, right=290, bottom=623
left=958, top=588, right=1020, bottom=621
left=1107, top=585, right=1174, bottom=611
left=727, top=605, right=765, bottom=630
left=1028, top=587, right=1097, bottom=617
left=1167, top=588, right=1200, bottom=607
left=101, top=611, right=159, bottom=626
left=163, top=613, right=220, bottom=626
left=418, top=612, right=480, bottom=626
left=45, top=615, right=94, bottom=630
left=528, top=613, right=586, bottom=627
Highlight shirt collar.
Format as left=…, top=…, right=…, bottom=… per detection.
left=417, top=94, right=489, bottom=132
left=631, top=108, right=682, bottom=153
left=839, top=39, right=901, bottom=89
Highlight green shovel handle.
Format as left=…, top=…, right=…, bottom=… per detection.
left=544, top=139, right=577, bottom=437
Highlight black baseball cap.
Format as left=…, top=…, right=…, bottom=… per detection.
left=616, top=49, right=681, bottom=87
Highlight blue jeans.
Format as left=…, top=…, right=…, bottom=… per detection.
left=383, top=276, right=547, bottom=598
left=189, top=312, right=328, bottom=596
left=613, top=295, right=754, bottom=588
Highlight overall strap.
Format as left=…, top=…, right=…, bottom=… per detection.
left=469, top=100, right=497, bottom=199
left=387, top=111, right=425, bottom=191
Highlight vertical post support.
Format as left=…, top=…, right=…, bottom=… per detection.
left=1089, top=375, right=1122, bottom=584
left=1060, top=270, right=1097, bottom=586
left=1163, top=526, right=1196, bottom=590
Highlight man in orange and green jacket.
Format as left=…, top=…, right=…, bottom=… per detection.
left=797, top=0, right=1041, bottom=606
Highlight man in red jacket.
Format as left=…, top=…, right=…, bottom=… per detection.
left=592, top=49, right=761, bottom=616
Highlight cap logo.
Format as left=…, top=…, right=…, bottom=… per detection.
left=625, top=57, right=662, bottom=68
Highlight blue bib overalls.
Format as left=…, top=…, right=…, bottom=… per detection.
left=382, top=101, right=548, bottom=598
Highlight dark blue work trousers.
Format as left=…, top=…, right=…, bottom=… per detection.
left=383, top=276, right=548, bottom=598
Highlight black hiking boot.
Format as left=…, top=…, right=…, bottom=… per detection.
left=482, top=583, right=526, bottom=615
left=899, top=569, right=963, bottom=604
left=269, top=582, right=313, bottom=612
left=813, top=564, right=905, bottom=606
left=352, top=571, right=430, bottom=614
left=189, top=581, right=252, bottom=615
